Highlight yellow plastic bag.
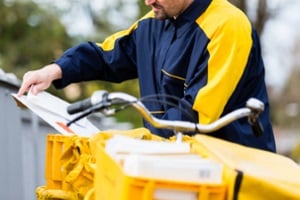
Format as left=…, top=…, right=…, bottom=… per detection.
left=60, top=135, right=95, bottom=198
left=36, top=186, right=79, bottom=200
left=191, top=134, right=300, bottom=200
left=37, top=134, right=96, bottom=199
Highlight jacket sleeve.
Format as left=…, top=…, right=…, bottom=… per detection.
left=193, top=13, right=253, bottom=124
left=53, top=24, right=139, bottom=89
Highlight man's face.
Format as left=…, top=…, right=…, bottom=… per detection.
left=145, top=0, right=193, bottom=20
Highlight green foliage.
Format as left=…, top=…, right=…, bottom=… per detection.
left=290, top=142, right=300, bottom=163
left=0, top=0, right=72, bottom=78
left=138, top=0, right=151, bottom=18
left=270, top=67, right=300, bottom=129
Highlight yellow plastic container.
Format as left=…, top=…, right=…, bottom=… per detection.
left=37, top=134, right=94, bottom=200
left=45, top=134, right=73, bottom=190
left=94, top=143, right=226, bottom=200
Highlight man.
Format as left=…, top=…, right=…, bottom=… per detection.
left=18, top=0, right=276, bottom=152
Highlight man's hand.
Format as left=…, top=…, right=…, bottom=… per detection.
left=17, top=63, right=62, bottom=96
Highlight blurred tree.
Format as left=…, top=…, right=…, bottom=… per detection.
left=0, top=0, right=75, bottom=100
left=0, top=0, right=72, bottom=78
left=277, top=67, right=300, bottom=127
left=290, top=142, right=300, bottom=163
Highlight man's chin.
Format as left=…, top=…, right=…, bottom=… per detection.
left=154, top=12, right=168, bottom=20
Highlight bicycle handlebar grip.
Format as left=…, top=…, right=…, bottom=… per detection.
left=67, top=90, right=108, bottom=115
left=67, top=98, right=93, bottom=114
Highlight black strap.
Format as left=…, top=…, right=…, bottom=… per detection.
left=233, top=169, right=244, bottom=200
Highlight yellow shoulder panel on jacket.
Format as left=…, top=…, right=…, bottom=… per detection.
left=97, top=11, right=155, bottom=51
left=194, top=0, right=252, bottom=124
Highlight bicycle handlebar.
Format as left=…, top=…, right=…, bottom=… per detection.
left=67, top=90, right=264, bottom=137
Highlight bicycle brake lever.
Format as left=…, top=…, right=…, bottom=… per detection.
left=246, top=98, right=264, bottom=137
left=249, top=118, right=264, bottom=137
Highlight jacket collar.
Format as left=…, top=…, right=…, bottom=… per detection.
left=164, top=0, right=212, bottom=30
left=177, top=0, right=212, bottom=23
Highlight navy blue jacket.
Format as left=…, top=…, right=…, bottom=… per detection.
left=54, top=0, right=276, bottom=152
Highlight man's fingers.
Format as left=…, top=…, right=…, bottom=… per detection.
left=17, top=64, right=62, bottom=97
left=17, top=72, right=37, bottom=96
left=17, top=82, right=31, bottom=96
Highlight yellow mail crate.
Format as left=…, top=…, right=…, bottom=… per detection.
left=94, top=143, right=226, bottom=200
left=44, top=134, right=72, bottom=190
left=37, top=134, right=93, bottom=200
